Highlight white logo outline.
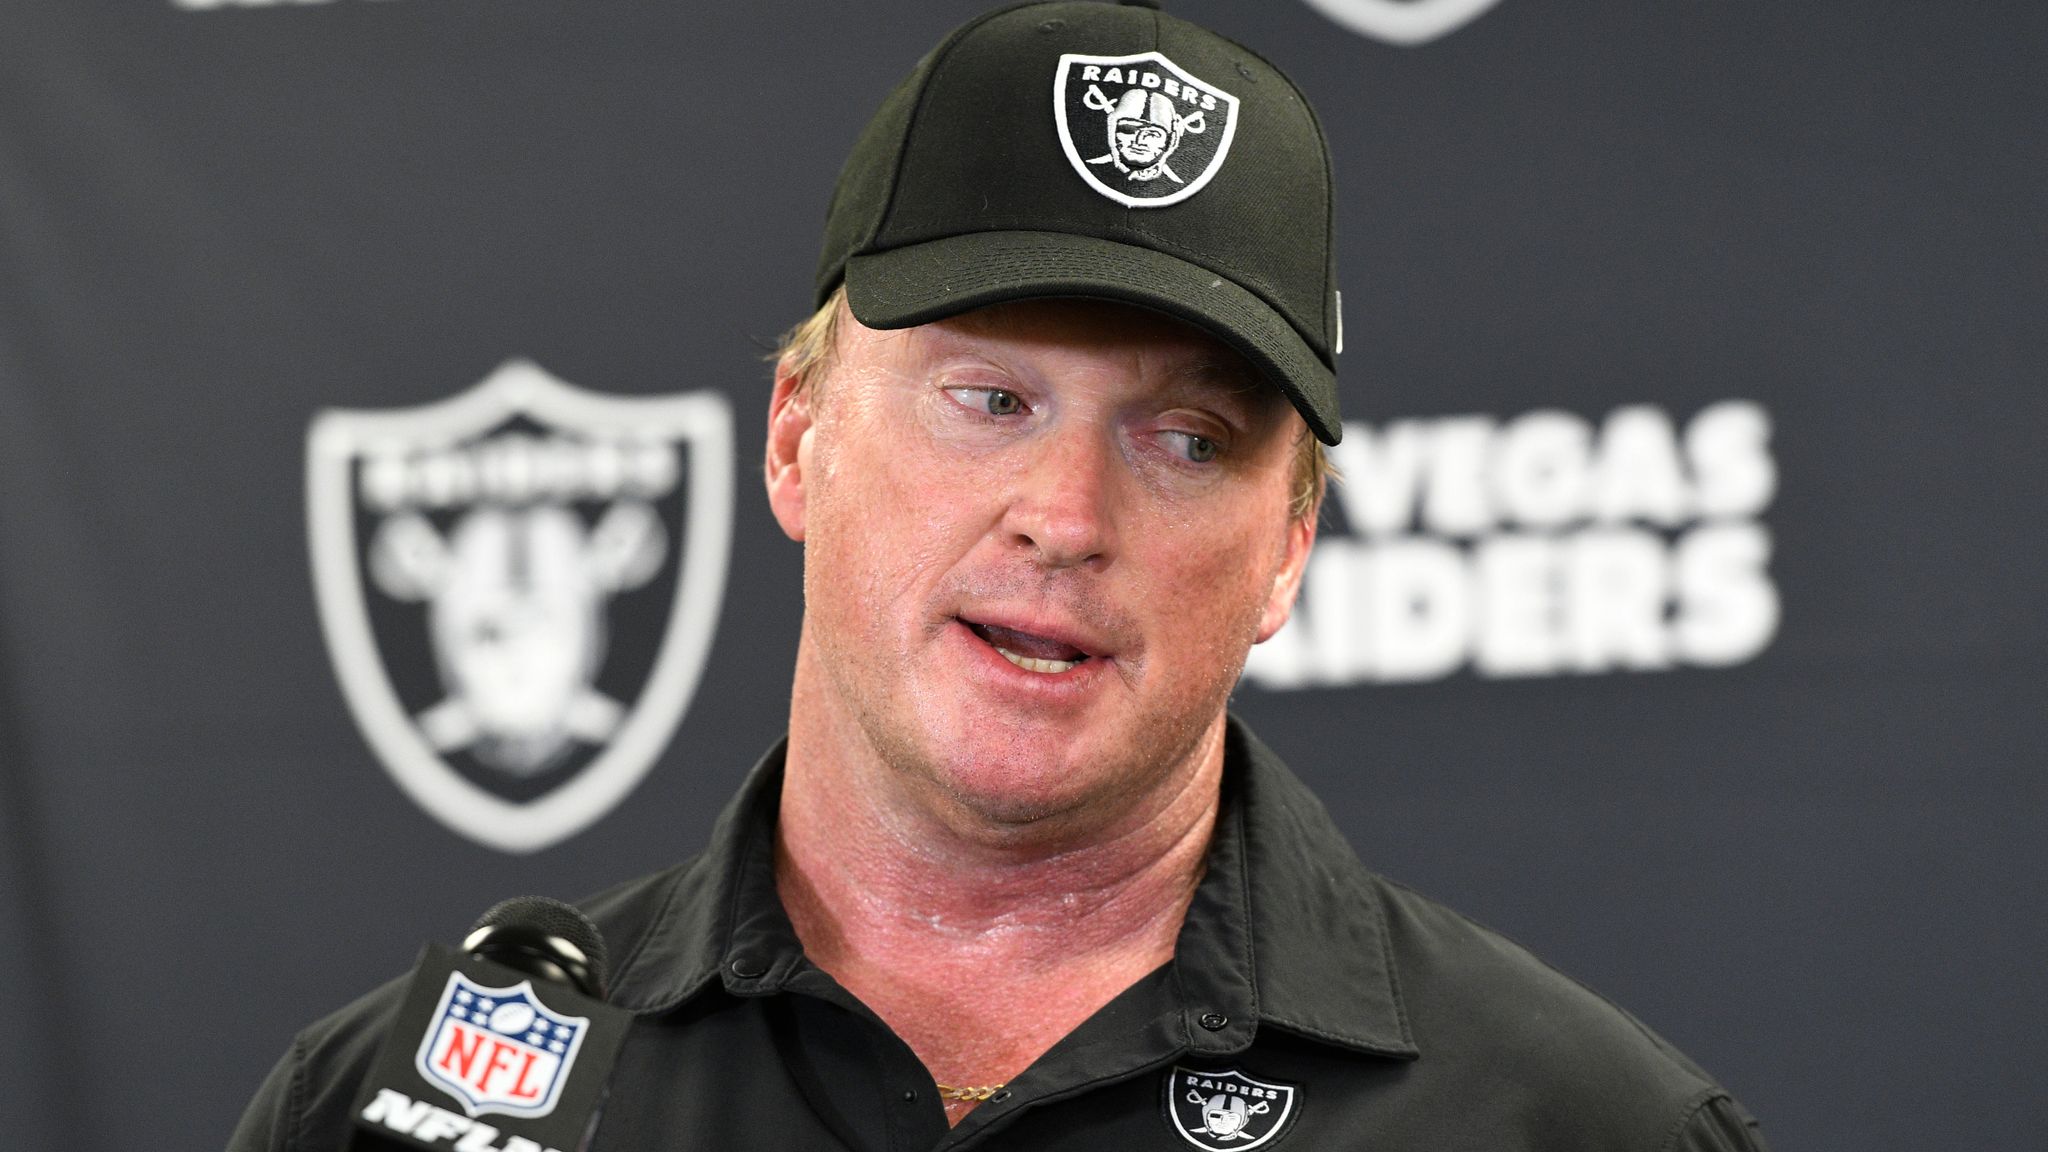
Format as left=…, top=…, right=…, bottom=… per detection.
left=1053, top=52, right=1241, bottom=209
left=1298, top=0, right=1504, bottom=47
left=308, top=359, right=733, bottom=854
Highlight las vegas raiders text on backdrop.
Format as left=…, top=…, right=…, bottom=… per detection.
left=1248, top=400, right=1778, bottom=687
left=1055, top=52, right=1240, bottom=208
left=308, top=361, right=733, bottom=853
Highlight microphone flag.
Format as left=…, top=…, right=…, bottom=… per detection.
left=349, top=944, right=631, bottom=1152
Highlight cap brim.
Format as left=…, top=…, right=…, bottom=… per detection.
left=842, top=230, right=1341, bottom=445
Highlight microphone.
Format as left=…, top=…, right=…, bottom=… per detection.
left=463, top=897, right=610, bottom=1000
left=347, top=897, right=633, bottom=1152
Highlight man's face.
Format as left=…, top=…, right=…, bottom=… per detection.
left=767, top=299, right=1315, bottom=829
left=1114, top=118, right=1171, bottom=165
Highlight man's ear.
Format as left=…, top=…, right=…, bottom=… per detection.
left=1255, top=507, right=1317, bottom=644
left=764, top=361, right=815, bottom=543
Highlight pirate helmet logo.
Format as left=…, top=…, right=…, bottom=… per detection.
left=371, top=499, right=665, bottom=776
left=1092, top=88, right=1206, bottom=183
left=308, top=361, right=734, bottom=853
left=1200, top=1093, right=1261, bottom=1137
left=1055, top=52, right=1240, bottom=208
left=1164, top=1066, right=1299, bottom=1150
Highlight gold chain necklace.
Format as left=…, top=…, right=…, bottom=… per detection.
left=935, top=1083, right=1006, bottom=1103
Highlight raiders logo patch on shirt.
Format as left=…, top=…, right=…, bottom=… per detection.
left=1164, top=1066, right=1299, bottom=1149
left=1053, top=52, right=1240, bottom=208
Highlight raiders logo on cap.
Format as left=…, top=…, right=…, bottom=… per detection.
left=308, top=360, right=734, bottom=853
left=1054, top=52, right=1240, bottom=208
left=1163, top=1066, right=1299, bottom=1149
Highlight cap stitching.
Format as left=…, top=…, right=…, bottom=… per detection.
left=863, top=214, right=1321, bottom=362
left=1118, top=222, right=1307, bottom=338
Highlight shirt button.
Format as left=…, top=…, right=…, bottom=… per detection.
left=1199, top=1012, right=1230, bottom=1031
left=991, top=1089, right=1013, bottom=1103
left=728, top=956, right=767, bottom=979
left=901, top=1089, right=918, bottom=1103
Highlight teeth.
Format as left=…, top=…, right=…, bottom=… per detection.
left=994, top=646, right=1081, bottom=674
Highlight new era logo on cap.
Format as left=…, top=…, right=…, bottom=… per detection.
left=1054, top=52, right=1240, bottom=208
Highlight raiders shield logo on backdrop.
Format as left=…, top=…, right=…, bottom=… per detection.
left=1164, top=1066, right=1299, bottom=1150
left=1297, top=0, right=1504, bottom=47
left=1054, top=52, right=1239, bottom=208
left=308, top=360, right=733, bottom=853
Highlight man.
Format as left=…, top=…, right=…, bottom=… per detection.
left=233, top=2, right=1771, bottom=1149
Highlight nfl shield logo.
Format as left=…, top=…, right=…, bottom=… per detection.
left=415, top=971, right=588, bottom=1119
left=1054, top=52, right=1240, bottom=208
left=1165, top=1066, right=1299, bottom=1150
left=308, top=360, right=734, bottom=853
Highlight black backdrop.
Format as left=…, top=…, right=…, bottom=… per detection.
left=2, top=1, right=2043, bottom=1149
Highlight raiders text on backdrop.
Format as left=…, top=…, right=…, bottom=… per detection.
left=1246, top=401, right=1777, bottom=687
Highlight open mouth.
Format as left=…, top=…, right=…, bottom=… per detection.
left=961, top=619, right=1095, bottom=675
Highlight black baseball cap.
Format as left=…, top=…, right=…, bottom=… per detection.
left=815, top=0, right=1346, bottom=444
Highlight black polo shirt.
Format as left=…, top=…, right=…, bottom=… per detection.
left=230, top=719, right=1769, bottom=1152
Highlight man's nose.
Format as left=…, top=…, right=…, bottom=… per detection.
left=1001, top=422, right=1119, bottom=571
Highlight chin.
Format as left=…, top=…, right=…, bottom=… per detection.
left=907, top=724, right=1126, bottom=828
left=942, top=740, right=1098, bottom=817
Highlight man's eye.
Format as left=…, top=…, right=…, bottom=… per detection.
left=949, top=387, right=1025, bottom=416
left=1170, top=432, right=1220, bottom=463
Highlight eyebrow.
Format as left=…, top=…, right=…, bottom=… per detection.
left=1173, top=356, right=1265, bottom=394
left=1161, top=356, right=1281, bottom=428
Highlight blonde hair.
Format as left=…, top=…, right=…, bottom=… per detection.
left=774, top=286, right=1329, bottom=521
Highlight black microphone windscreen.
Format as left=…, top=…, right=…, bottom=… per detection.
left=466, top=895, right=609, bottom=995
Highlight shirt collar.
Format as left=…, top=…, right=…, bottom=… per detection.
left=601, top=718, right=1417, bottom=1060
left=1190, top=717, right=1417, bottom=1058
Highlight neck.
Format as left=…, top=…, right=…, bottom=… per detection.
left=775, top=644, right=1225, bottom=1121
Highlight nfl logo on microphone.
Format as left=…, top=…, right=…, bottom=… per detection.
left=413, top=971, right=589, bottom=1119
